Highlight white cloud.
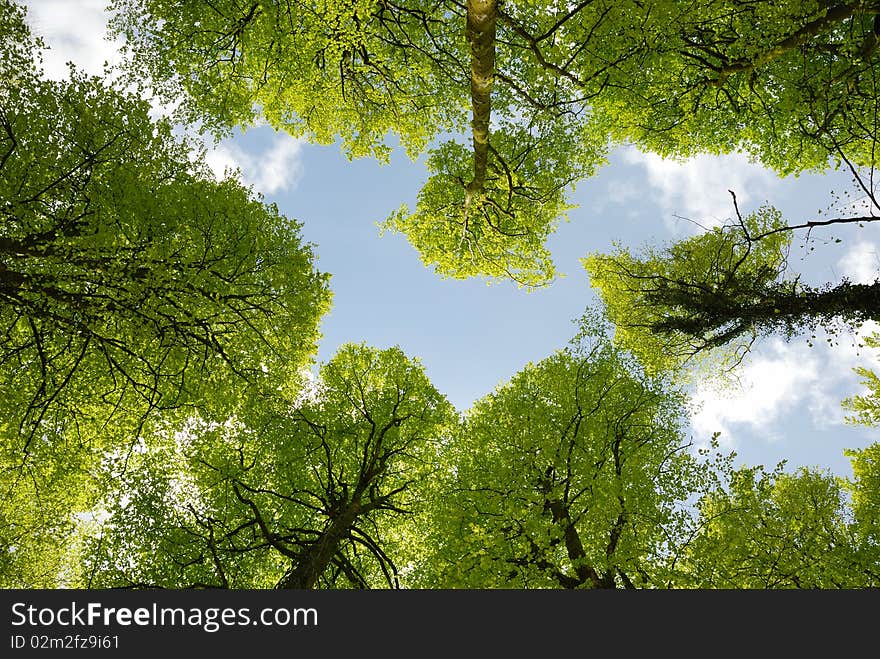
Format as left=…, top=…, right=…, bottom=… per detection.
left=690, top=340, right=820, bottom=445
left=838, top=241, right=879, bottom=284
left=603, top=179, right=640, bottom=206
left=622, top=148, right=779, bottom=234
left=23, top=0, right=123, bottom=80
left=203, top=145, right=241, bottom=183
left=23, top=0, right=182, bottom=121
left=690, top=322, right=880, bottom=448
left=203, top=134, right=304, bottom=195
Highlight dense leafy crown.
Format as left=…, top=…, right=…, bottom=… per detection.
left=106, top=1, right=880, bottom=284
left=2, top=0, right=880, bottom=589
left=0, top=5, right=331, bottom=586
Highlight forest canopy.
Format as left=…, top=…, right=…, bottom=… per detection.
left=1, top=0, right=879, bottom=589
left=27, top=325, right=880, bottom=589
left=1, top=1, right=331, bottom=587
left=105, top=0, right=880, bottom=371
left=107, top=0, right=880, bottom=285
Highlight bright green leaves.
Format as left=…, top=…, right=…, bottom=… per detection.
left=670, top=349, right=880, bottom=588
left=677, top=460, right=878, bottom=588
left=107, top=0, right=619, bottom=284
left=585, top=200, right=880, bottom=374
left=842, top=386, right=880, bottom=568
left=0, top=437, right=101, bottom=588
left=592, top=0, right=880, bottom=173
left=382, top=140, right=560, bottom=286
left=384, top=121, right=603, bottom=286
left=79, top=344, right=456, bottom=589
left=105, top=0, right=880, bottom=286
left=413, top=321, right=697, bottom=588
left=0, top=12, right=330, bottom=587
left=844, top=444, right=880, bottom=562
left=48, top=327, right=880, bottom=590
left=584, top=206, right=793, bottom=373
left=1, top=63, right=331, bottom=449
left=0, top=0, right=41, bottom=92
left=843, top=334, right=880, bottom=427
left=108, top=0, right=467, bottom=160
left=6, top=0, right=879, bottom=591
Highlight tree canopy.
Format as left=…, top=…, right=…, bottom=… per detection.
left=0, top=3, right=331, bottom=587
left=1, top=7, right=331, bottom=450
left=675, top=453, right=880, bottom=588
left=61, top=326, right=880, bottom=590
left=3, top=0, right=879, bottom=591
left=584, top=185, right=880, bottom=373
left=410, top=318, right=702, bottom=588
left=106, top=0, right=880, bottom=284
left=844, top=333, right=880, bottom=426
left=75, top=344, right=455, bottom=589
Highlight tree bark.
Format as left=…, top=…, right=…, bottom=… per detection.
left=275, top=500, right=363, bottom=589
left=465, top=0, right=497, bottom=201
left=656, top=279, right=880, bottom=342
left=540, top=473, right=616, bottom=588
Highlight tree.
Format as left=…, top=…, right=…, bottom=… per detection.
left=106, top=0, right=880, bottom=284
left=843, top=333, right=880, bottom=426
left=584, top=188, right=880, bottom=372
left=665, top=331, right=880, bottom=587
left=0, top=437, right=97, bottom=587
left=66, top=325, right=880, bottom=590
left=408, top=316, right=704, bottom=588
left=76, top=344, right=455, bottom=589
left=0, top=5, right=331, bottom=588
left=106, top=0, right=603, bottom=285
left=8, top=0, right=879, bottom=589
left=673, top=455, right=879, bottom=588
left=845, top=442, right=880, bottom=570
left=592, top=0, right=880, bottom=173
left=1, top=8, right=331, bottom=452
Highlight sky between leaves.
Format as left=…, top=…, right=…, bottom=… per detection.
left=21, top=0, right=880, bottom=478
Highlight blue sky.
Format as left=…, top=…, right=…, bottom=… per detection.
left=22, top=0, right=880, bottom=479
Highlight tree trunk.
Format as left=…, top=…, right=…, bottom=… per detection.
left=768, top=280, right=880, bottom=324
left=275, top=500, right=362, bottom=589
left=658, top=280, right=880, bottom=341
left=540, top=474, right=615, bottom=588
left=465, top=0, right=497, bottom=201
